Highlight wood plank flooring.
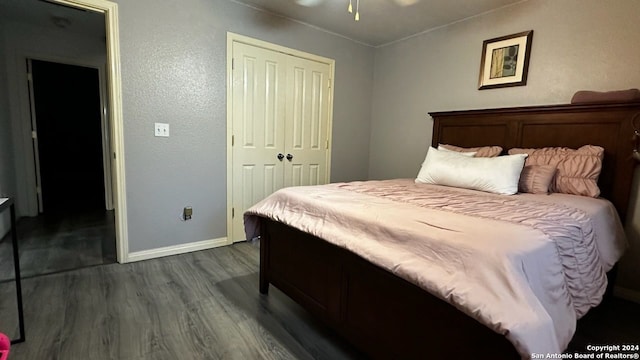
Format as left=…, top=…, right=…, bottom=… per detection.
left=2, top=241, right=361, bottom=360
left=1, top=241, right=638, bottom=359
left=0, top=210, right=116, bottom=281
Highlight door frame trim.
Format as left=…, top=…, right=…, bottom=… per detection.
left=52, top=0, right=129, bottom=263
left=226, top=32, right=335, bottom=243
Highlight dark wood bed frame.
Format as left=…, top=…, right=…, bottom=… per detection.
left=258, top=102, right=640, bottom=359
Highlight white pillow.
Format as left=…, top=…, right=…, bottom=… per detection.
left=415, top=147, right=528, bottom=195
left=437, top=145, right=476, bottom=157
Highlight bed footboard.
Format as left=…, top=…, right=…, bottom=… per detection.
left=258, top=217, right=519, bottom=359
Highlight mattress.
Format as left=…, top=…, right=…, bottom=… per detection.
left=244, top=179, right=627, bottom=358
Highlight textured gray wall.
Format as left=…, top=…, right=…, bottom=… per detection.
left=369, top=0, right=640, bottom=180
left=368, top=0, right=640, bottom=292
left=114, top=0, right=374, bottom=252
left=0, top=23, right=12, bottom=198
left=0, top=22, right=14, bottom=236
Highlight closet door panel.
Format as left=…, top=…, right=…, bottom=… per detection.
left=230, top=38, right=333, bottom=242
left=231, top=42, right=286, bottom=241
left=284, top=57, right=331, bottom=187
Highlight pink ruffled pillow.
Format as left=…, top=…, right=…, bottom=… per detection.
left=438, top=144, right=503, bottom=157
left=571, top=89, right=640, bottom=104
left=508, top=145, right=604, bottom=197
left=518, top=165, right=557, bottom=194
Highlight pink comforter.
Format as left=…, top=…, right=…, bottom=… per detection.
left=244, top=179, right=626, bottom=358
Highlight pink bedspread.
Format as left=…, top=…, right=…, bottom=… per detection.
left=244, top=179, right=627, bottom=359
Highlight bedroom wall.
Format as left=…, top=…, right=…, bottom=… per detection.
left=0, top=22, right=15, bottom=237
left=112, top=0, right=374, bottom=252
left=368, top=0, right=640, bottom=296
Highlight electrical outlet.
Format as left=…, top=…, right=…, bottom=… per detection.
left=183, top=206, right=192, bottom=220
left=154, top=123, right=170, bottom=137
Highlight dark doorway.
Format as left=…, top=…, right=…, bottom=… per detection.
left=8, top=59, right=118, bottom=278
left=31, top=60, right=105, bottom=213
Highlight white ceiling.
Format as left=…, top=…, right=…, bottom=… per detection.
left=0, top=0, right=524, bottom=47
left=233, top=0, right=525, bottom=46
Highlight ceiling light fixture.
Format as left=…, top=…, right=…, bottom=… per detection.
left=347, top=0, right=360, bottom=21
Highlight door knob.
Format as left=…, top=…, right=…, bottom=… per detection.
left=286, top=153, right=293, bottom=161
left=277, top=153, right=284, bottom=161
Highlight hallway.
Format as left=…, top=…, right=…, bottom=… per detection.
left=0, top=210, right=116, bottom=282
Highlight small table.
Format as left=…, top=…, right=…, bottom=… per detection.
left=0, top=198, right=25, bottom=344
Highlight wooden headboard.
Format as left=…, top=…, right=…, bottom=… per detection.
left=430, top=102, right=640, bottom=222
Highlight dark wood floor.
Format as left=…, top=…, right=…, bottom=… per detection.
left=0, top=210, right=116, bottom=281
left=0, top=241, right=638, bottom=359
left=1, top=241, right=361, bottom=360
left=568, top=295, right=640, bottom=351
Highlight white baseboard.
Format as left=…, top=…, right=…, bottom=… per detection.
left=614, top=286, right=640, bottom=304
left=126, top=237, right=229, bottom=263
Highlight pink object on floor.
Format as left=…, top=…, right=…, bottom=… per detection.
left=0, top=332, right=10, bottom=360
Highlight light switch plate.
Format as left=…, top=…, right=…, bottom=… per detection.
left=154, top=123, right=170, bottom=137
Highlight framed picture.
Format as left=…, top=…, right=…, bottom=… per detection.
left=478, top=30, right=533, bottom=90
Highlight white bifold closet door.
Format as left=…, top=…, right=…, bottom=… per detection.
left=231, top=41, right=332, bottom=242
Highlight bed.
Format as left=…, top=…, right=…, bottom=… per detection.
left=245, top=102, right=640, bottom=359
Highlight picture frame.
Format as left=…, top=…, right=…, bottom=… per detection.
left=478, top=30, right=533, bottom=90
